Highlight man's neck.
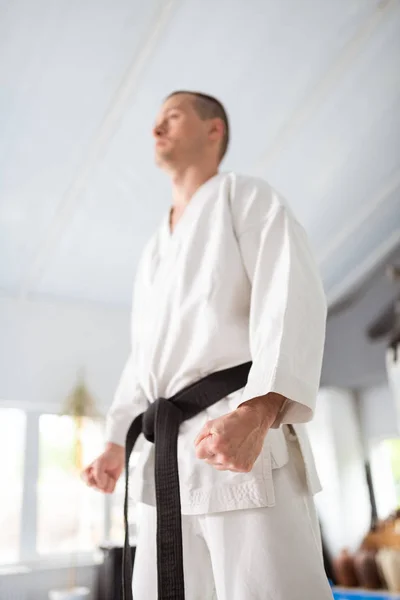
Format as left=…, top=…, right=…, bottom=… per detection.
left=170, top=164, right=218, bottom=210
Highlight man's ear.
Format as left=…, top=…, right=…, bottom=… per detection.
left=208, top=118, right=224, bottom=143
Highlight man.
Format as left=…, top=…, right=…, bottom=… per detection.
left=82, top=91, right=333, bottom=599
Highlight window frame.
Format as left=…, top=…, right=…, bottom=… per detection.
left=0, top=401, right=112, bottom=568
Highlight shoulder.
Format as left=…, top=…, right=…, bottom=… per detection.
left=225, top=172, right=291, bottom=232
left=228, top=173, right=276, bottom=197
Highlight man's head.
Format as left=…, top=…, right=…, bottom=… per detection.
left=153, top=91, right=229, bottom=172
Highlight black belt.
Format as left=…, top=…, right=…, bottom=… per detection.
left=122, top=362, right=252, bottom=600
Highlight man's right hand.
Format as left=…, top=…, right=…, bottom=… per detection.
left=81, top=442, right=125, bottom=494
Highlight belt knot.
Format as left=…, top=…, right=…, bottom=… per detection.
left=142, top=398, right=183, bottom=443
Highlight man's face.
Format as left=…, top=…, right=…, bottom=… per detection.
left=153, top=94, right=210, bottom=169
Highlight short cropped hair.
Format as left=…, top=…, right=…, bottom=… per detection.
left=167, top=91, right=229, bottom=161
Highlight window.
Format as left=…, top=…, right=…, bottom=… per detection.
left=385, top=439, right=400, bottom=504
left=370, top=438, right=400, bottom=519
left=37, top=415, right=105, bottom=555
left=0, top=407, right=136, bottom=565
left=0, top=409, right=26, bottom=564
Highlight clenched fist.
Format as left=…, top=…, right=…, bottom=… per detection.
left=194, top=393, right=285, bottom=472
left=81, top=443, right=125, bottom=494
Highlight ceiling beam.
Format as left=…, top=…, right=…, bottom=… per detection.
left=252, top=0, right=397, bottom=173
left=326, top=228, right=400, bottom=308
left=318, top=168, right=400, bottom=267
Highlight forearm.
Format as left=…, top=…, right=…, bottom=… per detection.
left=105, top=441, right=125, bottom=453
left=237, top=392, right=286, bottom=431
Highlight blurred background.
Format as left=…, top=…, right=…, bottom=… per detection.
left=1, top=0, right=400, bottom=598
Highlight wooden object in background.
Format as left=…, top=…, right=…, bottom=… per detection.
left=333, top=549, right=359, bottom=588
left=353, top=548, right=383, bottom=590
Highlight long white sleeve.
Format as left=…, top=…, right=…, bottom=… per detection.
left=230, top=178, right=327, bottom=424
left=105, top=354, right=148, bottom=447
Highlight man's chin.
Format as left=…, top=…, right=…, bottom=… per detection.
left=155, top=151, right=174, bottom=170
left=154, top=155, right=166, bottom=169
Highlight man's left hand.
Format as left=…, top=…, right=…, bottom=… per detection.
left=194, top=393, right=285, bottom=472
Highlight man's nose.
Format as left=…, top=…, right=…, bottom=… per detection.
left=153, top=122, right=166, bottom=138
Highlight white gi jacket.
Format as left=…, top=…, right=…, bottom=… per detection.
left=106, top=172, right=327, bottom=514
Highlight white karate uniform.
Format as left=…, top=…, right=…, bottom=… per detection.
left=106, top=172, right=331, bottom=598
left=133, top=429, right=333, bottom=600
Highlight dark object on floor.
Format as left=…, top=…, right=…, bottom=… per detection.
left=95, top=545, right=136, bottom=600
left=353, top=548, right=383, bottom=590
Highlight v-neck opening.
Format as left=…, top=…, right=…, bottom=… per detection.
left=166, top=172, right=223, bottom=239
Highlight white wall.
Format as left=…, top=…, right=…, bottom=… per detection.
left=309, top=388, right=372, bottom=556
left=0, top=296, right=130, bottom=412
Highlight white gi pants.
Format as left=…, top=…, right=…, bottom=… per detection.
left=132, top=433, right=333, bottom=600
